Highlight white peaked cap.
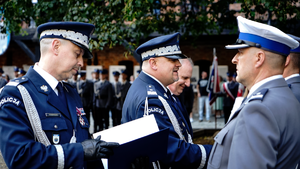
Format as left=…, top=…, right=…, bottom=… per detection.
left=226, top=16, right=299, bottom=56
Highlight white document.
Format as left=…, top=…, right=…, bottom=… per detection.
left=93, top=114, right=159, bottom=145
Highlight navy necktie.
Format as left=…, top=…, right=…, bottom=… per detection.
left=57, top=82, right=67, bottom=105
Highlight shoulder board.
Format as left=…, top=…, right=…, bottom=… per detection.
left=248, top=88, right=269, bottom=103
left=6, top=77, right=29, bottom=87
left=0, top=77, right=28, bottom=94
left=146, top=85, right=158, bottom=98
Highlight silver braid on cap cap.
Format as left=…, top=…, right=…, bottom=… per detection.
left=41, top=29, right=89, bottom=48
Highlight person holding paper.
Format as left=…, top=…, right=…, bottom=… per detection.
left=122, top=33, right=212, bottom=169
left=0, top=22, right=119, bottom=169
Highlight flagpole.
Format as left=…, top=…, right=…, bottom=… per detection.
left=213, top=48, right=217, bottom=129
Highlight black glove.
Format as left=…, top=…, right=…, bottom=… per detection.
left=131, top=156, right=149, bottom=169
left=81, top=136, right=119, bottom=161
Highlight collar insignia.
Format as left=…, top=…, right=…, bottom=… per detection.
left=40, top=85, right=48, bottom=92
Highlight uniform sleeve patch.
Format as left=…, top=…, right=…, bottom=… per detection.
left=0, top=97, right=20, bottom=107
left=148, top=107, right=164, bottom=115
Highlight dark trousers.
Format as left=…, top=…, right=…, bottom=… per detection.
left=111, top=108, right=122, bottom=127
left=83, top=106, right=91, bottom=124
left=223, top=106, right=233, bottom=124
left=93, top=106, right=101, bottom=133
left=99, top=107, right=110, bottom=130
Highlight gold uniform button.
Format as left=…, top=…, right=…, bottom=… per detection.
left=54, top=125, right=58, bottom=129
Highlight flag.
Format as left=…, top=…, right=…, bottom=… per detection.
left=206, top=56, right=220, bottom=105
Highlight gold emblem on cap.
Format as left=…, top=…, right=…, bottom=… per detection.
left=40, top=85, right=48, bottom=92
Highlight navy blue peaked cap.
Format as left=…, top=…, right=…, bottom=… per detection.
left=14, top=67, right=19, bottom=72
left=79, top=70, right=86, bottom=76
left=99, top=69, right=108, bottom=74
left=93, top=68, right=100, bottom=73
left=113, top=71, right=120, bottom=76
left=121, top=69, right=129, bottom=75
left=287, top=34, right=300, bottom=53
left=37, top=22, right=95, bottom=59
left=227, top=72, right=234, bottom=77
left=136, top=32, right=187, bottom=61
left=18, top=69, right=26, bottom=74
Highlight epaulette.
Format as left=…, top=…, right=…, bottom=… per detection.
left=146, top=85, right=158, bottom=99
left=7, top=77, right=29, bottom=87
left=247, top=88, right=269, bottom=103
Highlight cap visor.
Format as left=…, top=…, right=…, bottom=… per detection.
left=225, top=44, right=250, bottom=49
left=70, top=40, right=93, bottom=59
left=164, top=54, right=187, bottom=60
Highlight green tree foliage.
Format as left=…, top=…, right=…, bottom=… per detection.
left=1, top=0, right=299, bottom=52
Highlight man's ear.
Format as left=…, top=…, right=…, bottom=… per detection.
left=285, top=55, right=291, bottom=67
left=255, top=50, right=265, bottom=68
left=149, top=58, right=158, bottom=70
left=51, top=39, right=61, bottom=56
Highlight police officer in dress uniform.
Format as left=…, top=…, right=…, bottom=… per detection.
left=283, top=34, right=300, bottom=102
left=111, top=71, right=122, bottom=126
left=13, top=66, right=19, bottom=79
left=0, top=68, right=7, bottom=88
left=120, top=69, right=131, bottom=113
left=207, top=16, right=300, bottom=169
left=94, top=69, right=113, bottom=130
left=122, top=32, right=212, bottom=169
left=221, top=72, right=239, bottom=124
left=77, top=70, right=94, bottom=124
left=0, top=22, right=119, bottom=169
left=283, top=35, right=300, bottom=168
left=92, top=68, right=100, bottom=133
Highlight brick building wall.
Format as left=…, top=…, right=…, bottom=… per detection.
left=0, top=34, right=239, bottom=77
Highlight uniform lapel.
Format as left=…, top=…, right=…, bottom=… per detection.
left=47, top=92, right=71, bottom=120
left=26, top=67, right=72, bottom=120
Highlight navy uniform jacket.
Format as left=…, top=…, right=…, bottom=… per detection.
left=77, top=80, right=94, bottom=108
left=120, top=81, right=131, bottom=108
left=112, top=81, right=122, bottom=110
left=122, top=72, right=211, bottom=169
left=208, top=77, right=300, bottom=169
left=0, top=77, right=7, bottom=88
left=0, top=67, right=102, bottom=169
left=94, top=80, right=113, bottom=109
left=286, top=75, right=300, bottom=102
